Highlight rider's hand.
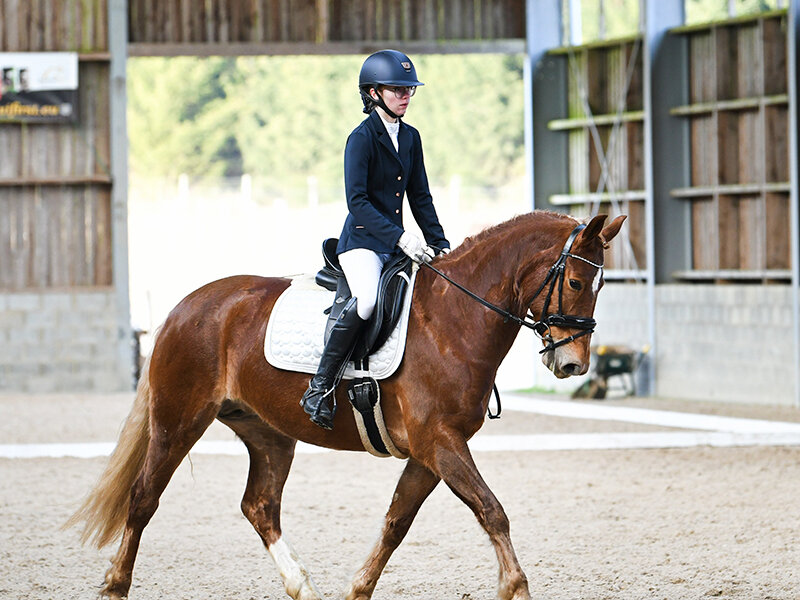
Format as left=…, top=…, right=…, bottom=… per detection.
left=397, top=231, right=435, bottom=263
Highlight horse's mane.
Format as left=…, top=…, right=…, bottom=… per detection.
left=449, top=210, right=577, bottom=258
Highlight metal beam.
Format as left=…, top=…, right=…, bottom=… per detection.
left=642, top=0, right=686, bottom=396
left=527, top=0, right=568, bottom=212
left=110, top=0, right=133, bottom=389
left=789, top=0, right=800, bottom=408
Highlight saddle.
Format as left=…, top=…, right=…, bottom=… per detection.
left=314, top=238, right=412, bottom=459
left=315, top=238, right=413, bottom=362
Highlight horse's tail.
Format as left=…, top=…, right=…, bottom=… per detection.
left=64, top=344, right=154, bottom=548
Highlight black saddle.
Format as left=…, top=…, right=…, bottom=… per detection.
left=315, top=238, right=413, bottom=361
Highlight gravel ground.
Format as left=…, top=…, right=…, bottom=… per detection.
left=1, top=392, right=799, bottom=600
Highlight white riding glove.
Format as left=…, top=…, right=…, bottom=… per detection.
left=397, top=231, right=435, bottom=264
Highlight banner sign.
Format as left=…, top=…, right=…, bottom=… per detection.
left=0, top=52, right=79, bottom=123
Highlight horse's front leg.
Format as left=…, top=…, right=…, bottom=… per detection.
left=423, top=432, right=531, bottom=600
left=346, top=458, right=440, bottom=600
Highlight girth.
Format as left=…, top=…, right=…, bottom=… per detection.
left=314, top=238, right=413, bottom=361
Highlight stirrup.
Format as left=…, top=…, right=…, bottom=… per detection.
left=301, top=385, right=336, bottom=430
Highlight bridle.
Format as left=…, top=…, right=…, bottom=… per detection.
left=424, top=224, right=604, bottom=354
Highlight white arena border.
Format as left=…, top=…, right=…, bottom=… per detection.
left=3, top=395, right=800, bottom=459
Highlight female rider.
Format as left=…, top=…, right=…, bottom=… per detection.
left=301, top=49, right=450, bottom=430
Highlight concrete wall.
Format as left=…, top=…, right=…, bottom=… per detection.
left=593, top=283, right=796, bottom=406
left=0, top=290, right=132, bottom=393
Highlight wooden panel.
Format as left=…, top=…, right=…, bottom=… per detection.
left=690, top=115, right=715, bottom=186
left=0, top=0, right=112, bottom=290
left=568, top=129, right=589, bottom=194
left=127, top=0, right=524, bottom=47
left=578, top=200, right=644, bottom=272
left=736, top=23, right=761, bottom=98
left=679, top=13, right=791, bottom=278
left=716, top=111, right=739, bottom=185
left=765, top=105, right=788, bottom=182
left=737, top=110, right=761, bottom=184
left=0, top=186, right=112, bottom=289
left=689, top=31, right=714, bottom=103
left=587, top=48, right=608, bottom=114
left=626, top=121, right=644, bottom=190
left=1, top=0, right=107, bottom=51
left=717, top=195, right=739, bottom=269
left=762, top=15, right=786, bottom=96
left=765, top=192, right=790, bottom=269
left=715, top=26, right=738, bottom=101
left=624, top=41, right=643, bottom=111
left=737, top=194, right=765, bottom=270
left=692, top=197, right=718, bottom=270
left=627, top=199, right=646, bottom=269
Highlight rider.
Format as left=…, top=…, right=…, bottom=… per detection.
left=301, top=49, right=450, bottom=430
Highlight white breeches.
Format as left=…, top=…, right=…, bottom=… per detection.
left=338, top=248, right=388, bottom=320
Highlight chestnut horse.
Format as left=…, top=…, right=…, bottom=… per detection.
left=68, top=210, right=625, bottom=600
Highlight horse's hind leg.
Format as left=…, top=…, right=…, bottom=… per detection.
left=221, top=413, right=322, bottom=600
left=102, top=399, right=218, bottom=599
left=346, top=459, right=440, bottom=600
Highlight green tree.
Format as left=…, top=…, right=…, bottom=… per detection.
left=127, top=54, right=526, bottom=190
left=127, top=57, right=242, bottom=177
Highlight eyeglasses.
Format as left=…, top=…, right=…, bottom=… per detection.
left=382, top=86, right=416, bottom=99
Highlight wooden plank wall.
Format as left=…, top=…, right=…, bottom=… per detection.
left=127, top=0, right=525, bottom=45
left=683, top=14, right=791, bottom=277
left=0, top=0, right=112, bottom=289
left=561, top=39, right=647, bottom=273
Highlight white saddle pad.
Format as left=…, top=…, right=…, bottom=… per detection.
left=264, top=269, right=417, bottom=380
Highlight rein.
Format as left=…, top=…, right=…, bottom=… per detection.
left=425, top=224, right=603, bottom=355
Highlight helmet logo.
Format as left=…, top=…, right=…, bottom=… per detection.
left=401, top=61, right=411, bottom=71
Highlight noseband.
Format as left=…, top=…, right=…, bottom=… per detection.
left=424, top=224, right=603, bottom=354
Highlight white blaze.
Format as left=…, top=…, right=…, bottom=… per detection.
left=267, top=537, right=323, bottom=600
left=592, top=268, right=602, bottom=295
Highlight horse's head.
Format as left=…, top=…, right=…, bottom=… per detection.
left=523, top=214, right=626, bottom=379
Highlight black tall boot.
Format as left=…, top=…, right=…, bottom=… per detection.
left=301, top=297, right=366, bottom=430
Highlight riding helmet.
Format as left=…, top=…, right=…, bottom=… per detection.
left=359, top=49, right=424, bottom=90
left=358, top=49, right=423, bottom=116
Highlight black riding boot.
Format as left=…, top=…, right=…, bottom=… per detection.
left=301, top=298, right=365, bottom=430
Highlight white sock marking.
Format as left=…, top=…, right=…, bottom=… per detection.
left=268, top=537, right=322, bottom=600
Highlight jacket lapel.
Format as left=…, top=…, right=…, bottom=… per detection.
left=397, top=123, right=412, bottom=175
left=369, top=111, right=403, bottom=166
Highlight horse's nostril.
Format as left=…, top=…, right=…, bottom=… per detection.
left=563, top=363, right=582, bottom=376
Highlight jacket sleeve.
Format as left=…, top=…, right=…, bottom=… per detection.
left=344, top=130, right=405, bottom=247
left=405, top=130, right=450, bottom=250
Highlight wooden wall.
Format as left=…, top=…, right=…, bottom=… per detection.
left=0, top=0, right=112, bottom=289
left=670, top=11, right=791, bottom=281
left=547, top=37, right=647, bottom=276
left=127, top=0, right=526, bottom=53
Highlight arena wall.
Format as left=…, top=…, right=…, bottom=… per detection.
left=592, top=283, right=796, bottom=406
left=0, top=289, right=130, bottom=393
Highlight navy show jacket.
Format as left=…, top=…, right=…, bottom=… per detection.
left=337, top=110, right=450, bottom=256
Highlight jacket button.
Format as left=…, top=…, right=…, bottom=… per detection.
left=395, top=209, right=400, bottom=214
left=395, top=192, right=400, bottom=197
left=397, top=175, right=402, bottom=180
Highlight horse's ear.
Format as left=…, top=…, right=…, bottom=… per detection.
left=600, top=215, right=627, bottom=245
left=580, top=214, right=609, bottom=243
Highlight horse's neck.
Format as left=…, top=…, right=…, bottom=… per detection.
left=421, top=228, right=543, bottom=368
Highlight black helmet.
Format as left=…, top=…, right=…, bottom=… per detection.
left=359, top=49, right=424, bottom=89
left=358, top=49, right=423, bottom=117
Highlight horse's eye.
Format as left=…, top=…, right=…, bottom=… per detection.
left=569, top=279, right=582, bottom=291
